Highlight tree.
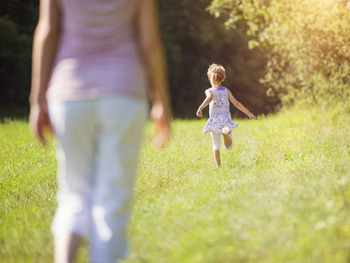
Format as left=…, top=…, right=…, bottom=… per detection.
left=0, top=0, right=39, bottom=106
left=208, top=0, right=350, bottom=108
left=0, top=0, right=279, bottom=117
left=159, top=0, right=278, bottom=117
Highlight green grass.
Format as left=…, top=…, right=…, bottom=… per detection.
left=1, top=107, right=350, bottom=262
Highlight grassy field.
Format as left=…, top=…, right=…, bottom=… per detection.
left=1, top=106, right=350, bottom=262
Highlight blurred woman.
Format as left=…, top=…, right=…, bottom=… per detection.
left=29, top=0, right=171, bottom=262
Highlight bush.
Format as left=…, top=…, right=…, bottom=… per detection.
left=160, top=0, right=279, bottom=117
left=208, top=0, right=350, bottom=109
left=0, top=0, right=38, bottom=106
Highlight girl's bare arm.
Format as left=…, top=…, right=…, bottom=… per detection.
left=228, top=90, right=257, bottom=120
left=196, top=90, right=212, bottom=118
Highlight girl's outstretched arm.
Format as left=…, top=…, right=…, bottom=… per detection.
left=228, top=90, right=257, bottom=120
left=196, top=90, right=212, bottom=118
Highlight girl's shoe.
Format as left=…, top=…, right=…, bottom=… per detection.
left=222, top=127, right=230, bottom=135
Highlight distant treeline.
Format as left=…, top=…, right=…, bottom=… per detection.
left=0, top=0, right=279, bottom=118
left=209, top=0, right=350, bottom=110
left=0, top=0, right=38, bottom=107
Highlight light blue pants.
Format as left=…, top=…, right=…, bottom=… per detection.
left=49, top=95, right=147, bottom=263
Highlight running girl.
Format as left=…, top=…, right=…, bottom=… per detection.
left=196, top=63, right=257, bottom=167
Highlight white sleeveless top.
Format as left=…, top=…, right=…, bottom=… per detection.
left=203, top=87, right=238, bottom=134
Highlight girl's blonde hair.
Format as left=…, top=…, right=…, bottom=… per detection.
left=207, top=63, right=226, bottom=83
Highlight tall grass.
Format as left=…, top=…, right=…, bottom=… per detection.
left=1, top=107, right=350, bottom=262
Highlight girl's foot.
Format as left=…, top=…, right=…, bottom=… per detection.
left=222, top=127, right=230, bottom=135
left=214, top=150, right=221, bottom=167
left=222, top=127, right=233, bottom=149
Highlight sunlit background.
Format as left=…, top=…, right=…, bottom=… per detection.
left=1, top=0, right=349, bottom=117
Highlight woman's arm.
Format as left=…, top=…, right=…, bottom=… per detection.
left=196, top=90, right=212, bottom=118
left=137, top=0, right=172, bottom=148
left=228, top=90, right=257, bottom=120
left=29, top=0, right=61, bottom=145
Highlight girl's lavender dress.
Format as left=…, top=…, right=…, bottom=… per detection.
left=203, top=87, right=238, bottom=134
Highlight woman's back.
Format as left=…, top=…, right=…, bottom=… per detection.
left=48, top=0, right=147, bottom=101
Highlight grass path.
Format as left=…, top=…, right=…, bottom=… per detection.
left=1, top=107, right=350, bottom=262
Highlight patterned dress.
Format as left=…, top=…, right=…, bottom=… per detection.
left=203, top=87, right=238, bottom=134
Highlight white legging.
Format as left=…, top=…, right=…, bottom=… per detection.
left=211, top=132, right=233, bottom=151
left=48, top=95, right=147, bottom=263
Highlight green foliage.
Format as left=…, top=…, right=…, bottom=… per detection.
left=0, top=0, right=39, bottom=105
left=160, top=0, right=278, bottom=117
left=208, top=0, right=350, bottom=108
left=1, top=0, right=276, bottom=117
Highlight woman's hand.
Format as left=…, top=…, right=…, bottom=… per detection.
left=150, top=100, right=171, bottom=149
left=29, top=101, right=53, bottom=146
left=196, top=108, right=203, bottom=118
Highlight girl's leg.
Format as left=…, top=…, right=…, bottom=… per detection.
left=214, top=150, right=221, bottom=167
left=222, top=132, right=233, bottom=150
left=211, top=132, right=221, bottom=167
